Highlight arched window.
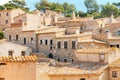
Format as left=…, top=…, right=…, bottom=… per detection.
left=117, top=30, right=120, bottom=35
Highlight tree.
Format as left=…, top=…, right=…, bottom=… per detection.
left=113, top=2, right=120, bottom=9
left=3, top=0, right=29, bottom=12
left=35, top=0, right=77, bottom=17
left=35, top=0, right=51, bottom=10
left=84, top=0, right=99, bottom=14
left=101, top=3, right=120, bottom=17
left=78, top=11, right=87, bottom=17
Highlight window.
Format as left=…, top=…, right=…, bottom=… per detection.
left=6, top=20, right=8, bottom=24
left=117, top=44, right=119, bottom=48
left=99, top=54, right=105, bottom=62
left=64, top=59, right=67, bottom=62
left=0, top=63, right=6, bottom=65
left=31, top=37, right=33, bottom=43
left=50, top=39, right=53, bottom=45
left=9, top=35, right=11, bottom=41
left=24, top=38, right=26, bottom=44
left=40, top=40, right=42, bottom=44
left=80, top=78, right=85, bottom=80
left=64, top=41, right=67, bottom=49
left=0, top=78, right=5, bottom=80
left=72, top=41, right=76, bottom=49
left=16, top=35, right=18, bottom=41
left=117, top=30, right=120, bottom=35
left=45, top=39, right=48, bottom=45
left=112, top=71, right=118, bottom=78
left=21, top=51, right=25, bottom=56
left=6, top=12, right=9, bottom=16
left=8, top=51, right=13, bottom=56
left=57, top=41, right=61, bottom=49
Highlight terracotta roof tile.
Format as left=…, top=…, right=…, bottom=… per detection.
left=0, top=55, right=37, bottom=62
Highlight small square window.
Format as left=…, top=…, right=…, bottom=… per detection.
left=99, top=54, right=105, bottom=62
left=112, top=71, right=118, bottom=78
left=45, top=39, right=48, bottom=45
left=6, top=20, right=8, bottom=24
left=40, top=40, right=42, bottom=44
left=21, top=51, right=25, bottom=56
left=6, top=12, right=9, bottom=16
left=8, top=51, right=13, bottom=56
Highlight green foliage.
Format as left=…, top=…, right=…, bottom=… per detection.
left=84, top=0, right=99, bottom=14
left=101, top=3, right=120, bottom=17
left=2, top=0, right=29, bottom=12
left=0, top=30, right=4, bottom=39
left=35, top=0, right=76, bottom=17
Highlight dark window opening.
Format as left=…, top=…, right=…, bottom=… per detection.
left=8, top=51, right=13, bottom=56
left=64, top=59, right=67, bottom=62
left=117, top=44, right=119, bottom=48
left=21, top=51, right=25, bottom=56
left=72, top=41, right=76, bottom=49
left=24, top=38, right=26, bottom=44
left=48, top=53, right=53, bottom=59
left=112, top=71, right=118, bottom=78
left=6, top=20, right=8, bottom=24
left=50, top=46, right=52, bottom=49
left=58, top=59, right=60, bottom=62
left=16, top=35, right=18, bottom=41
left=50, top=39, right=53, bottom=45
left=57, top=41, right=61, bottom=49
left=6, top=12, right=9, bottom=16
left=31, top=37, right=33, bottom=43
left=80, top=78, right=85, bottom=80
left=40, top=40, right=42, bottom=44
left=45, top=39, right=48, bottom=45
left=9, top=35, right=11, bottom=41
left=64, top=41, right=67, bottom=49
left=110, top=45, right=113, bottom=47
left=0, top=63, right=6, bottom=65
left=72, top=59, right=74, bottom=62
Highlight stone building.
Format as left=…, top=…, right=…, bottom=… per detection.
left=0, top=8, right=25, bottom=29
left=2, top=8, right=120, bottom=80
left=0, top=55, right=37, bottom=80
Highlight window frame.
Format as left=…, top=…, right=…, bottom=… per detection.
left=112, top=71, right=118, bottom=78
left=99, top=54, right=105, bottom=62
left=64, top=41, right=67, bottom=49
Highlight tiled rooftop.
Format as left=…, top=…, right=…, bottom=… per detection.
left=0, top=55, right=37, bottom=62
left=36, top=62, right=107, bottom=78
left=74, top=48, right=116, bottom=54
left=109, top=59, right=120, bottom=68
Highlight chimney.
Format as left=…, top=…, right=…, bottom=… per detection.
left=76, top=29, right=80, bottom=35
left=54, top=15, right=58, bottom=22
left=72, top=11, right=76, bottom=20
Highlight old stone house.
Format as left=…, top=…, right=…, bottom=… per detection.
left=0, top=8, right=25, bottom=30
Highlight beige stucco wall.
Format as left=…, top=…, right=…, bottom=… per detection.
left=78, top=42, right=108, bottom=49
left=99, top=69, right=109, bottom=80
left=49, top=74, right=102, bottom=80
left=0, top=62, right=36, bottom=80
left=0, top=41, right=32, bottom=56
left=75, top=53, right=109, bottom=63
